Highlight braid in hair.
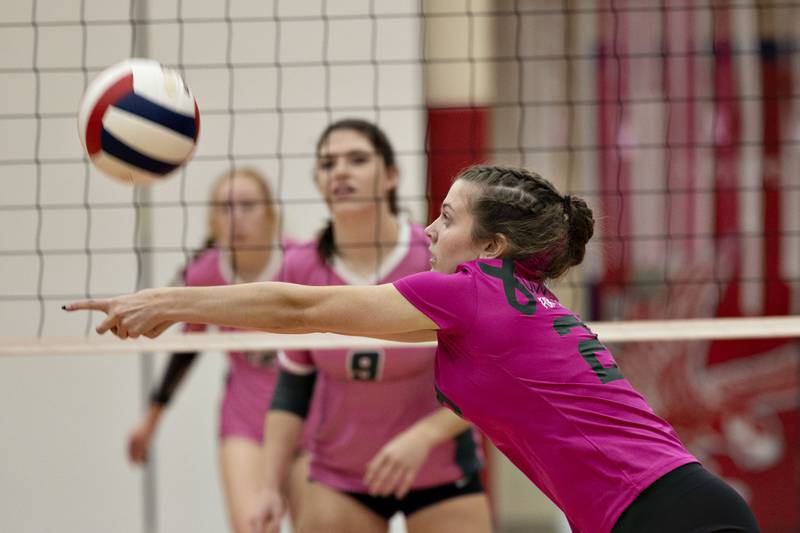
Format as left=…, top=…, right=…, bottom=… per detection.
left=457, top=165, right=594, bottom=279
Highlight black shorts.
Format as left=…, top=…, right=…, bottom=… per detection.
left=341, top=472, right=484, bottom=520
left=612, top=462, right=761, bottom=533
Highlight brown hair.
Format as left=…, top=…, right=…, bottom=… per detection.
left=457, top=165, right=594, bottom=279
left=314, top=119, right=398, bottom=262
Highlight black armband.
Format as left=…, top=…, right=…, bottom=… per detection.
left=149, top=352, right=199, bottom=406
left=269, top=368, right=317, bottom=419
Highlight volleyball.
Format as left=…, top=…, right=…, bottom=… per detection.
left=77, top=58, right=200, bottom=184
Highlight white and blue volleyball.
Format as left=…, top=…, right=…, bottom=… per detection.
left=78, top=59, right=200, bottom=184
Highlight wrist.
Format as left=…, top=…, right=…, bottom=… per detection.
left=261, top=474, right=283, bottom=492
left=156, top=287, right=184, bottom=322
left=407, top=424, right=440, bottom=450
left=146, top=404, right=164, bottom=424
left=261, top=460, right=285, bottom=492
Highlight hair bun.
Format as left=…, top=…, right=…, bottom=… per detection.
left=562, top=195, right=572, bottom=217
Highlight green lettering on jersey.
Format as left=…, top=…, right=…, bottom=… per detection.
left=435, top=385, right=463, bottom=417
left=578, top=339, right=624, bottom=384
left=479, top=259, right=537, bottom=315
left=553, top=316, right=624, bottom=384
left=553, top=315, right=586, bottom=336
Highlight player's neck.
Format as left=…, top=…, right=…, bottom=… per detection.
left=332, top=206, right=400, bottom=277
left=231, top=247, right=272, bottom=282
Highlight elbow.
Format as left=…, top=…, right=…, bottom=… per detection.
left=264, top=310, right=308, bottom=334
left=275, top=297, right=316, bottom=334
left=292, top=306, right=321, bottom=334
left=269, top=284, right=327, bottom=334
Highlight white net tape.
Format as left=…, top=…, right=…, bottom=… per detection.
left=4, top=315, right=799, bottom=355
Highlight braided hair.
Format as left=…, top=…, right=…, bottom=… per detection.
left=457, top=165, right=594, bottom=279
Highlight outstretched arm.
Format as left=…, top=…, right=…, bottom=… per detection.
left=64, top=282, right=438, bottom=340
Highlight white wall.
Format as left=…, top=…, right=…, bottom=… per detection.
left=0, top=1, right=425, bottom=532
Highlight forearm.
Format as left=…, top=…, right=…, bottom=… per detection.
left=169, top=283, right=433, bottom=336
left=371, top=331, right=438, bottom=343
left=162, top=283, right=311, bottom=333
left=66, top=281, right=437, bottom=340
left=150, top=352, right=198, bottom=405
left=404, top=408, right=472, bottom=448
left=261, top=410, right=305, bottom=491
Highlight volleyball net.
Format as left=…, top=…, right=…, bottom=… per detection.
left=1, top=0, right=799, bottom=531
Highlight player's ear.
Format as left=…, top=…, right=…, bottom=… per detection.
left=481, top=233, right=508, bottom=259
left=384, top=165, right=399, bottom=192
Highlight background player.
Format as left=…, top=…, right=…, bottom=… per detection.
left=125, top=168, right=306, bottom=533
left=249, top=119, right=492, bottom=533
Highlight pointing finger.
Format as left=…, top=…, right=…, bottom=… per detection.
left=63, top=299, right=110, bottom=313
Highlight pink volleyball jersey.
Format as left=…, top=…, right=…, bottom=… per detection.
left=279, top=220, right=483, bottom=493
left=181, top=246, right=286, bottom=442
left=394, top=258, right=697, bottom=533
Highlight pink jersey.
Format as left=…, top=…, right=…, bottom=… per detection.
left=394, top=258, right=697, bottom=533
left=182, top=247, right=285, bottom=442
left=280, top=221, right=483, bottom=492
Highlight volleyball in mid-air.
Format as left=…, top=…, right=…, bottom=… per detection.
left=78, top=58, right=200, bottom=184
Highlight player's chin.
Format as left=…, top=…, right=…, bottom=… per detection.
left=331, top=203, right=365, bottom=217
left=230, top=237, right=255, bottom=249
left=429, top=260, right=451, bottom=274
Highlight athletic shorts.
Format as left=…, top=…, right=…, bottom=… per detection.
left=612, top=462, right=760, bottom=533
left=340, top=472, right=484, bottom=520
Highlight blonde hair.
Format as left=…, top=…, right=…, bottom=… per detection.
left=202, top=167, right=276, bottom=249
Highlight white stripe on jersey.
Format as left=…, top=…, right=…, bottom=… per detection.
left=331, top=216, right=412, bottom=285
left=277, top=350, right=316, bottom=375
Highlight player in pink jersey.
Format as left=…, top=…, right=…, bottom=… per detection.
left=125, top=169, right=306, bottom=533
left=67, top=165, right=759, bottom=533
left=258, top=120, right=491, bottom=533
